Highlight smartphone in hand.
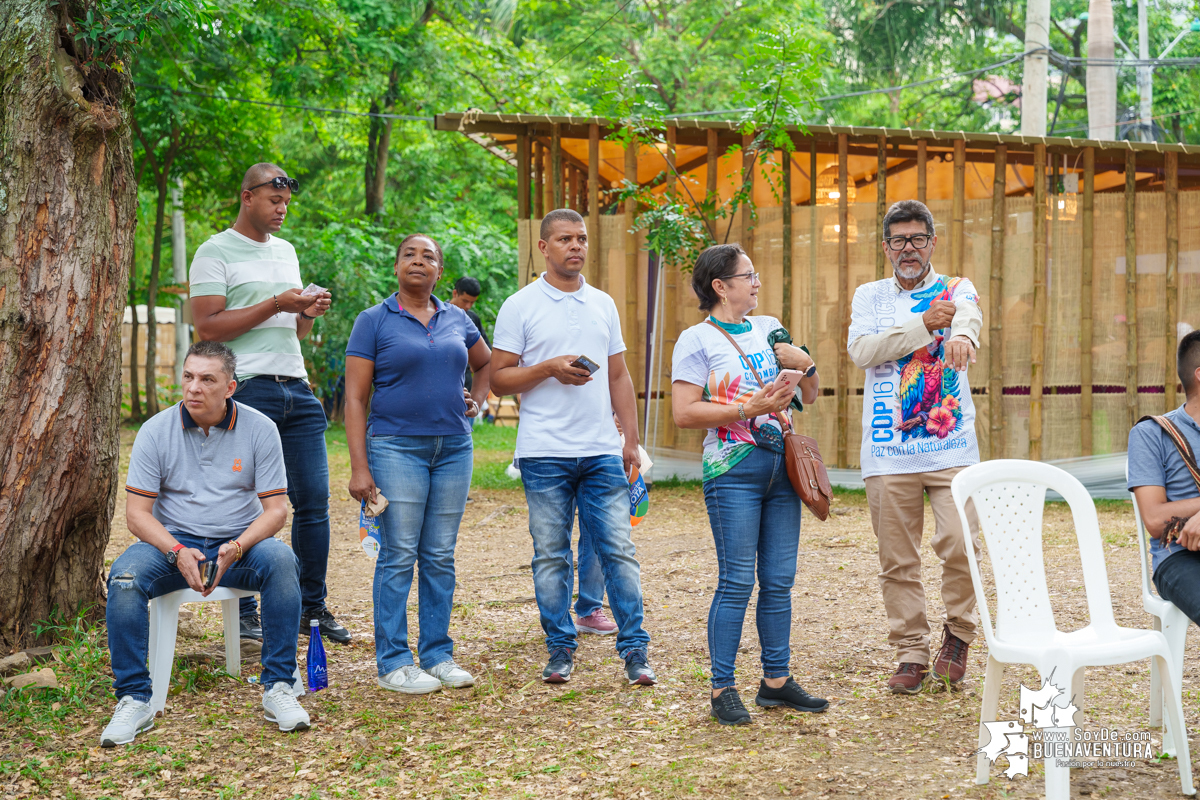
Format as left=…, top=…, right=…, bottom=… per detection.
left=202, top=559, right=218, bottom=590
left=570, top=355, right=600, bottom=375
left=774, top=369, right=805, bottom=395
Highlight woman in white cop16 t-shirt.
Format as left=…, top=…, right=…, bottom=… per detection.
left=671, top=243, right=829, bottom=726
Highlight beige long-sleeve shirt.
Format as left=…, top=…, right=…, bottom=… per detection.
left=847, top=268, right=982, bottom=370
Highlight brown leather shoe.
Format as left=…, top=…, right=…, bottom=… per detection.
left=931, top=625, right=970, bottom=684
left=888, top=662, right=928, bottom=694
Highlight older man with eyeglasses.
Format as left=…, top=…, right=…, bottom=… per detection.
left=846, top=199, right=983, bottom=695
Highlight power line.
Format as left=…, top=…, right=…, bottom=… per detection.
left=526, top=0, right=640, bottom=85
left=133, top=82, right=434, bottom=121
left=1051, top=105, right=1200, bottom=134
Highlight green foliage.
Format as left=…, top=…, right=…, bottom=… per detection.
left=59, top=0, right=206, bottom=75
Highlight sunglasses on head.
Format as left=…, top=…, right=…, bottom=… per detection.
left=248, top=176, right=299, bottom=193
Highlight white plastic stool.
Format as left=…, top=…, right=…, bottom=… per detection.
left=148, top=587, right=253, bottom=714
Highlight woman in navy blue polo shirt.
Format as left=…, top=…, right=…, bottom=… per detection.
left=345, top=233, right=491, bottom=696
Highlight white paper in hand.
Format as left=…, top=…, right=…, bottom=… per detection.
left=301, top=283, right=327, bottom=297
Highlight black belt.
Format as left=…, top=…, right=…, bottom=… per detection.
left=246, top=374, right=305, bottom=383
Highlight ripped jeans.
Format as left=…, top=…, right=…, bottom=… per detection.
left=106, top=533, right=301, bottom=702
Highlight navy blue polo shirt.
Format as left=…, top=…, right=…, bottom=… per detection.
left=346, top=293, right=481, bottom=435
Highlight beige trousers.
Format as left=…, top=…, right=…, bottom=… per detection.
left=864, top=466, right=982, bottom=666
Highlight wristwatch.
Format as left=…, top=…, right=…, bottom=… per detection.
left=804, top=363, right=818, bottom=378
left=166, top=543, right=185, bottom=566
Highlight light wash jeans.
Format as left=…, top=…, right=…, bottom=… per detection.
left=702, top=446, right=801, bottom=689
left=368, top=433, right=472, bottom=676
left=519, top=455, right=649, bottom=657
left=107, top=533, right=301, bottom=700
left=575, top=520, right=606, bottom=617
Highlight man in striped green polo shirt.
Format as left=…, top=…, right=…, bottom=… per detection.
left=190, top=163, right=351, bottom=645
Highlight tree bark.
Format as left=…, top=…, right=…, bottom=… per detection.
left=0, top=1, right=137, bottom=648
left=144, top=173, right=167, bottom=416
left=364, top=66, right=398, bottom=219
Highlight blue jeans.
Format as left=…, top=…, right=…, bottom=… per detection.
left=368, top=434, right=472, bottom=675
left=702, top=446, right=800, bottom=690
left=106, top=533, right=301, bottom=701
left=1154, top=549, right=1200, bottom=625
left=575, top=516, right=605, bottom=617
left=519, top=456, right=650, bottom=656
left=233, top=377, right=331, bottom=616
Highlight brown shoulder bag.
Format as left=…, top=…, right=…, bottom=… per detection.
left=705, top=321, right=832, bottom=521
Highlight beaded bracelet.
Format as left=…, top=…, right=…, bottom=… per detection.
left=273, top=294, right=281, bottom=314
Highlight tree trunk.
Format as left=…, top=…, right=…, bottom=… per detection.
left=144, top=174, right=167, bottom=417
left=0, top=1, right=137, bottom=649
left=128, top=264, right=142, bottom=420
left=364, top=103, right=380, bottom=217
left=364, top=66, right=398, bottom=219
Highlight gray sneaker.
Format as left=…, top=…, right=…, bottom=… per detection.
left=425, top=660, right=475, bottom=688
left=262, top=682, right=311, bottom=732
left=100, top=696, right=155, bottom=747
left=378, top=665, right=442, bottom=695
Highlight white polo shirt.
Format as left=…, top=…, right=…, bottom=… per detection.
left=492, top=273, right=625, bottom=459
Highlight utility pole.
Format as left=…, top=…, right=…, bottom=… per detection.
left=1087, top=0, right=1117, bottom=140
left=1021, top=0, right=1051, bottom=135
left=1137, top=0, right=1152, bottom=141
left=171, top=178, right=188, bottom=387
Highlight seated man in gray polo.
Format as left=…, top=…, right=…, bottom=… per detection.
left=102, top=341, right=309, bottom=747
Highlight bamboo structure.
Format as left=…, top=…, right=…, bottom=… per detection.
left=1125, top=150, right=1138, bottom=431
left=1030, top=144, right=1047, bottom=462
left=1081, top=148, right=1095, bottom=456
left=741, top=133, right=754, bottom=256
left=988, top=145, right=1006, bottom=459
left=836, top=133, right=849, bottom=468
left=551, top=122, right=563, bottom=209
left=1166, top=151, right=1179, bottom=409
left=437, top=112, right=1200, bottom=467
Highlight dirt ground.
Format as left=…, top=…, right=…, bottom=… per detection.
left=3, top=426, right=1197, bottom=799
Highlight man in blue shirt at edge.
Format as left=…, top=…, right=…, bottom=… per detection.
left=1129, top=330, right=1200, bottom=621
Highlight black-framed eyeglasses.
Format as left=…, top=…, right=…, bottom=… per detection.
left=884, top=234, right=932, bottom=251
left=248, top=176, right=299, bottom=193
left=725, top=271, right=761, bottom=283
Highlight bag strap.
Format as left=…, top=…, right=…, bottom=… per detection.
left=704, top=319, right=792, bottom=433
left=1137, top=414, right=1200, bottom=492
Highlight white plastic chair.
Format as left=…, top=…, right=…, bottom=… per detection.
left=1128, top=462, right=1192, bottom=757
left=951, top=459, right=1194, bottom=799
left=148, top=587, right=252, bottom=714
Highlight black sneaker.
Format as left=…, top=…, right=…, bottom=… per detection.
left=710, top=688, right=752, bottom=726
left=239, top=613, right=263, bottom=641
left=542, top=647, right=574, bottom=683
left=302, top=607, right=351, bottom=644
left=755, top=677, right=829, bottom=713
left=623, top=649, right=657, bottom=686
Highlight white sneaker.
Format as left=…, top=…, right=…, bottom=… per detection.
left=263, top=682, right=311, bottom=732
left=378, top=665, right=442, bottom=694
left=100, top=696, right=155, bottom=747
left=425, top=660, right=475, bottom=688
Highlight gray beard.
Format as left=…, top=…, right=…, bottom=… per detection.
left=894, top=261, right=929, bottom=282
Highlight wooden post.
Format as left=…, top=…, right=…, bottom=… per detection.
left=533, top=140, right=544, bottom=219
left=837, top=133, right=850, bottom=468
left=989, top=145, right=1007, bottom=459
left=783, top=147, right=793, bottom=330
left=809, top=142, right=818, bottom=360
left=517, top=133, right=530, bottom=221
left=1166, top=151, right=1179, bottom=409
left=706, top=129, right=719, bottom=242
left=543, top=141, right=553, bottom=219
left=951, top=139, right=966, bottom=276
left=1081, top=148, right=1095, bottom=456
left=587, top=124, right=600, bottom=289
left=625, top=131, right=641, bottom=431
left=663, top=126, right=678, bottom=447
left=1030, top=144, right=1047, bottom=461
left=875, top=135, right=887, bottom=280
left=917, top=140, right=927, bottom=205
left=741, top=132, right=754, bottom=255
left=1125, top=150, right=1138, bottom=431
left=551, top=123, right=564, bottom=209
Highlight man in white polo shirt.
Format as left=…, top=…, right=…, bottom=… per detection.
left=190, top=163, right=349, bottom=645
left=491, top=208, right=656, bottom=687
left=102, top=341, right=308, bottom=747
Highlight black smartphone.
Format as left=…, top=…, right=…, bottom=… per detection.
left=202, top=560, right=218, bottom=589
left=571, top=355, right=600, bottom=375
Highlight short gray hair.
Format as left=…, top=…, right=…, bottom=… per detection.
left=882, top=200, right=935, bottom=239
left=185, top=341, right=237, bottom=380
left=540, top=208, right=585, bottom=240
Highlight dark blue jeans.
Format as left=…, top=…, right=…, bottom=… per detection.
left=1154, top=549, right=1200, bottom=624
left=233, top=376, right=330, bottom=616
left=519, top=455, right=650, bottom=657
left=702, top=446, right=801, bottom=690
left=106, top=533, right=301, bottom=701
left=575, top=514, right=605, bottom=617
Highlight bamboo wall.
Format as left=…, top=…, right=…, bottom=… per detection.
left=519, top=187, right=1200, bottom=467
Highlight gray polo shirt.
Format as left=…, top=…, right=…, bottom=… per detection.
left=1127, top=404, right=1200, bottom=570
left=125, top=400, right=287, bottom=539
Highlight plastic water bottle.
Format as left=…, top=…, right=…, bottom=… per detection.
left=306, top=619, right=328, bottom=692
